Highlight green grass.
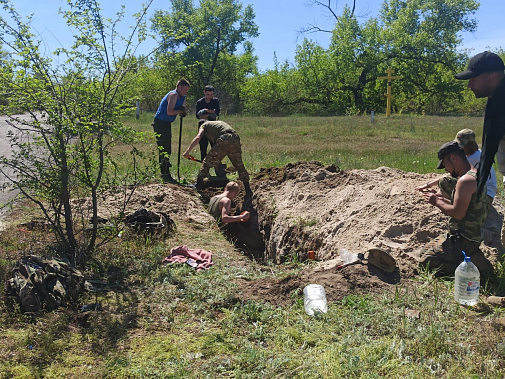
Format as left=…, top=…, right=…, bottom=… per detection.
left=2, top=114, right=505, bottom=377
left=121, top=112, right=490, bottom=183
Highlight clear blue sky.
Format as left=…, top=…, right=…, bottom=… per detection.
left=6, top=0, right=504, bottom=71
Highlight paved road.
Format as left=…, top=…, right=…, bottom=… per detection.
left=0, top=115, right=22, bottom=229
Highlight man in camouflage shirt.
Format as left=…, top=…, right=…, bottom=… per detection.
left=417, top=141, right=494, bottom=276
left=183, top=120, right=252, bottom=197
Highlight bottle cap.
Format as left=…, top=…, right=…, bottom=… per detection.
left=464, top=256, right=471, bottom=262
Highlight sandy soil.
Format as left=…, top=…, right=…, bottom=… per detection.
left=237, top=161, right=504, bottom=305
left=63, top=161, right=505, bottom=306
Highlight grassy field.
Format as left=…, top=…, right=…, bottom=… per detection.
left=122, top=112, right=502, bottom=187
left=1, top=114, right=505, bottom=378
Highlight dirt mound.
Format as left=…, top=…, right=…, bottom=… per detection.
left=76, top=183, right=215, bottom=228
left=234, top=161, right=504, bottom=305
left=79, top=162, right=505, bottom=306
left=251, top=161, right=503, bottom=265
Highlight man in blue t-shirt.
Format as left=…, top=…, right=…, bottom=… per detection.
left=152, top=78, right=189, bottom=183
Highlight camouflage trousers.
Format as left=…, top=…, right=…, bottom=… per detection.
left=419, top=233, right=494, bottom=276
left=198, top=133, right=250, bottom=183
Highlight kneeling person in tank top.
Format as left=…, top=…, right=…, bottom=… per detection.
left=208, top=181, right=250, bottom=223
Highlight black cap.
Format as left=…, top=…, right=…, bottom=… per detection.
left=455, top=51, right=505, bottom=80
left=437, top=141, right=463, bottom=169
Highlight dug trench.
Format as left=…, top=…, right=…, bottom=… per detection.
left=88, top=161, right=505, bottom=307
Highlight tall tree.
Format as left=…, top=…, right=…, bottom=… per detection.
left=151, top=0, right=259, bottom=108
left=242, top=56, right=301, bottom=115
left=0, top=1, right=155, bottom=264
left=328, top=0, right=479, bottom=113
left=245, top=0, right=480, bottom=115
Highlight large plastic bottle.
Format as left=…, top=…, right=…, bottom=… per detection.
left=454, top=252, right=480, bottom=306
left=303, top=284, right=328, bottom=315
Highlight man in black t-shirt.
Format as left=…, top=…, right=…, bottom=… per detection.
left=195, top=85, right=220, bottom=160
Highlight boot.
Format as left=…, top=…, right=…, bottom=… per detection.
left=215, top=163, right=227, bottom=178
left=160, top=157, right=176, bottom=183
left=161, top=167, right=176, bottom=183
left=162, top=173, right=177, bottom=184
left=243, top=182, right=253, bottom=199
left=195, top=177, right=205, bottom=190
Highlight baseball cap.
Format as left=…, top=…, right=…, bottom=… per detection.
left=454, top=128, right=476, bottom=147
left=455, top=51, right=505, bottom=80
left=437, top=141, right=463, bottom=169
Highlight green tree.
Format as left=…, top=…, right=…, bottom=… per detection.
left=323, top=0, right=480, bottom=113
left=294, top=39, right=342, bottom=114
left=378, top=0, right=479, bottom=113
left=0, top=0, right=155, bottom=264
left=242, top=56, right=301, bottom=115
left=151, top=0, right=259, bottom=111
left=116, top=56, right=170, bottom=112
left=244, top=0, right=480, bottom=115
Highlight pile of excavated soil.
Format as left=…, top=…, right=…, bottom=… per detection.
left=76, top=183, right=215, bottom=228
left=79, top=161, right=505, bottom=306
left=251, top=161, right=504, bottom=265
left=237, top=161, right=505, bottom=305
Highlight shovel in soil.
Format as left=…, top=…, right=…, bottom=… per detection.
left=336, top=253, right=365, bottom=269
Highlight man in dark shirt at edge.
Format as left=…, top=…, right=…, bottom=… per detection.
left=454, top=51, right=505, bottom=246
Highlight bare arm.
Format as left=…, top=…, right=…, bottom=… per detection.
left=183, top=128, right=205, bottom=158
left=416, top=177, right=441, bottom=191
left=220, top=197, right=250, bottom=223
left=166, top=92, right=186, bottom=116
left=423, top=174, right=475, bottom=220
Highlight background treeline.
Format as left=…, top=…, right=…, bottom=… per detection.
left=2, top=0, right=504, bottom=117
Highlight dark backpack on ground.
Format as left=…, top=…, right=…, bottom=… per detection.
left=6, top=255, right=83, bottom=314
left=125, top=208, right=176, bottom=235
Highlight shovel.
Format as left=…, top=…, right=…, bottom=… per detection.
left=336, top=253, right=365, bottom=269
left=177, top=116, right=183, bottom=182
left=186, top=154, right=202, bottom=163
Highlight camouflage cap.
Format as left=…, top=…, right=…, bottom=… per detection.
left=454, top=128, right=476, bottom=147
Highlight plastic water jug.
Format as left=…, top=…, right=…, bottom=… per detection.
left=303, top=284, right=328, bottom=315
left=454, top=252, right=480, bottom=306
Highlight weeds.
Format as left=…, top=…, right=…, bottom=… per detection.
left=1, top=114, right=505, bottom=377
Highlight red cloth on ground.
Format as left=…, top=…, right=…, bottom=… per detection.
left=162, top=245, right=214, bottom=271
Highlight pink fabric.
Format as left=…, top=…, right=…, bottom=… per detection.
left=162, top=245, right=214, bottom=271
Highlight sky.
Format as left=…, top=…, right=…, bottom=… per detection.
left=4, top=0, right=505, bottom=71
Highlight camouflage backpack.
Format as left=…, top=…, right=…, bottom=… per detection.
left=6, top=255, right=84, bottom=314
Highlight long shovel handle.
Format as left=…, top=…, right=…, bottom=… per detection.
left=177, top=116, right=183, bottom=182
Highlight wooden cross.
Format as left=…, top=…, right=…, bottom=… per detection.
left=377, top=67, right=402, bottom=117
